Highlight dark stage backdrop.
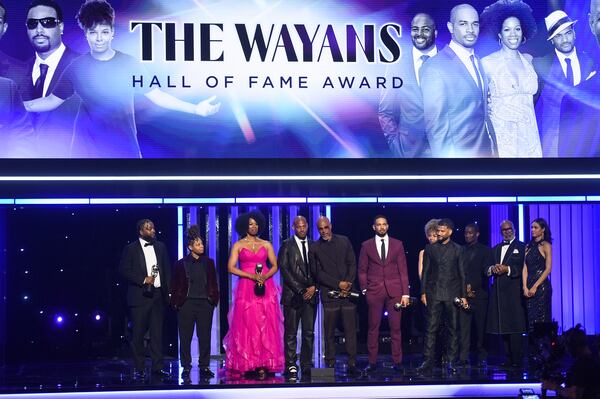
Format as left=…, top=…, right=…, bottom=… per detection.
left=1, top=0, right=599, bottom=158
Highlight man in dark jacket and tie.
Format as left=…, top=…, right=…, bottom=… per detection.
left=486, top=220, right=527, bottom=368
left=278, top=215, right=317, bottom=380
left=359, top=215, right=410, bottom=373
left=418, top=218, right=467, bottom=373
left=119, top=219, right=172, bottom=379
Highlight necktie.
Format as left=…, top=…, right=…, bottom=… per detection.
left=470, top=54, right=484, bottom=93
left=565, top=58, right=574, bottom=86
left=502, top=240, right=511, bottom=246
left=420, top=54, right=430, bottom=63
left=33, top=63, right=49, bottom=99
left=416, top=54, right=430, bottom=86
left=380, top=239, right=386, bottom=263
left=301, top=240, right=308, bottom=267
left=144, top=242, right=154, bottom=247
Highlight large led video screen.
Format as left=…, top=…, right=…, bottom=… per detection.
left=0, top=0, right=598, bottom=158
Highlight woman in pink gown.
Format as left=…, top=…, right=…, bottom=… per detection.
left=223, top=211, right=284, bottom=378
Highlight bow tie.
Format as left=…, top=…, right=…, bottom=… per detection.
left=502, top=240, right=511, bottom=246
left=144, top=242, right=154, bottom=247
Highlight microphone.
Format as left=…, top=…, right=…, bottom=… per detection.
left=254, top=263, right=265, bottom=296
left=393, top=296, right=417, bottom=310
left=143, top=265, right=159, bottom=298
left=327, top=290, right=360, bottom=299
left=453, top=297, right=470, bottom=310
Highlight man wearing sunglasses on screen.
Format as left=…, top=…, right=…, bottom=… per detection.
left=23, top=0, right=80, bottom=157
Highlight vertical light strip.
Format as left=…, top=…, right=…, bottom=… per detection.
left=489, top=204, right=509, bottom=246
left=208, top=206, right=220, bottom=356
left=289, top=205, right=299, bottom=237
left=230, top=207, right=239, bottom=303
left=177, top=207, right=184, bottom=260
left=311, top=205, right=323, bottom=367
left=518, top=204, right=525, bottom=242
left=326, top=205, right=331, bottom=221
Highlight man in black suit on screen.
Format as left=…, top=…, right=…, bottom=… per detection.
left=378, top=12, right=438, bottom=157
left=119, top=219, right=172, bottom=379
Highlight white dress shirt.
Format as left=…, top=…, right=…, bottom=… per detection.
left=555, top=48, right=582, bottom=86
left=488, top=238, right=515, bottom=276
left=449, top=40, right=484, bottom=94
left=32, top=42, right=66, bottom=97
left=412, top=45, right=438, bottom=86
left=375, top=234, right=389, bottom=260
left=139, top=237, right=160, bottom=287
left=294, top=235, right=309, bottom=264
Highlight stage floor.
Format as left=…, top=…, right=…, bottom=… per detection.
left=0, top=355, right=547, bottom=398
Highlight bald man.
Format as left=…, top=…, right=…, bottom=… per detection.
left=420, top=4, right=497, bottom=158
left=378, top=13, right=438, bottom=157
left=278, top=216, right=317, bottom=380
left=558, top=0, right=600, bottom=157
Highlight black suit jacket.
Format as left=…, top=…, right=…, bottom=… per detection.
left=23, top=46, right=81, bottom=157
left=119, top=239, right=172, bottom=307
left=310, top=234, right=356, bottom=303
left=278, top=237, right=316, bottom=306
left=378, top=44, right=433, bottom=157
left=421, top=240, right=467, bottom=301
left=0, top=77, right=35, bottom=157
left=463, top=241, right=493, bottom=300
left=486, top=240, right=526, bottom=334
left=0, top=50, right=29, bottom=95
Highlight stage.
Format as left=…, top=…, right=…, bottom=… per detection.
left=0, top=355, right=545, bottom=398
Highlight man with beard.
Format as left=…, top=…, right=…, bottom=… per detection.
left=420, top=4, right=496, bottom=158
left=533, top=9, right=595, bottom=157
left=486, top=220, right=526, bottom=368
left=359, top=215, right=410, bottom=373
left=23, top=0, right=80, bottom=157
left=0, top=1, right=29, bottom=91
left=310, top=216, right=360, bottom=377
left=119, top=219, right=172, bottom=379
left=418, top=218, right=467, bottom=374
left=458, top=223, right=492, bottom=367
left=278, top=216, right=317, bottom=380
left=378, top=13, right=437, bottom=157
left=559, top=0, right=600, bottom=157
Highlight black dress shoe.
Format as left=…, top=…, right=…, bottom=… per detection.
left=393, top=363, right=403, bottom=373
left=416, top=361, right=433, bottom=374
left=301, top=368, right=311, bottom=379
left=152, top=369, right=171, bottom=377
left=181, top=367, right=191, bottom=377
left=133, top=369, right=146, bottom=380
left=199, top=367, right=215, bottom=378
left=285, top=365, right=298, bottom=380
left=476, top=360, right=488, bottom=368
left=325, top=360, right=335, bottom=368
left=455, top=360, right=469, bottom=367
left=364, top=363, right=377, bottom=373
left=447, top=362, right=458, bottom=373
left=346, top=365, right=362, bottom=377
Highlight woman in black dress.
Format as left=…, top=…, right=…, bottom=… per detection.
left=523, top=218, right=553, bottom=331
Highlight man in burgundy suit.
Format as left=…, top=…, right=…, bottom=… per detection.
left=359, top=215, right=410, bottom=373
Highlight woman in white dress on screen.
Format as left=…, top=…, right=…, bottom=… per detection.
left=481, top=0, right=542, bottom=158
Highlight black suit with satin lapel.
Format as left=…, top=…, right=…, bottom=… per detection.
left=278, top=236, right=317, bottom=370
left=23, top=46, right=81, bottom=157
left=0, top=77, right=35, bottom=157
left=119, top=239, right=171, bottom=371
left=378, top=44, right=431, bottom=157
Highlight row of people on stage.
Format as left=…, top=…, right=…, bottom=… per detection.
left=118, top=213, right=553, bottom=380
left=0, top=0, right=219, bottom=159
left=379, top=0, right=600, bottom=158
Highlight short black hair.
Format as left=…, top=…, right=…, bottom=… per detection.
left=76, top=0, right=114, bottom=30
left=438, top=218, right=454, bottom=230
left=186, top=224, right=203, bottom=246
left=136, top=218, right=153, bottom=234
left=27, top=0, right=63, bottom=21
left=465, top=222, right=480, bottom=233
left=235, top=210, right=266, bottom=237
left=0, top=1, right=7, bottom=21
left=373, top=214, right=388, bottom=224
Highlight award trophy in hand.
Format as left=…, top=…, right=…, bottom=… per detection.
left=143, top=265, right=159, bottom=298
left=254, top=263, right=265, bottom=296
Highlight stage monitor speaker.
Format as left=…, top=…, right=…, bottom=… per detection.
left=310, top=367, right=335, bottom=381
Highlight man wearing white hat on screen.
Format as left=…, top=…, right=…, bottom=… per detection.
left=533, top=9, right=596, bottom=158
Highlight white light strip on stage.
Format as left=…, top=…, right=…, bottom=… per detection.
left=164, top=198, right=236, bottom=204
left=517, top=196, right=587, bottom=202
left=0, top=383, right=542, bottom=399
left=236, top=197, right=307, bottom=203
left=518, top=204, right=525, bottom=241
left=379, top=197, right=447, bottom=203
left=89, top=198, right=164, bottom=204
left=0, top=199, right=14, bottom=204
left=15, top=198, right=90, bottom=205
left=448, top=196, right=518, bottom=203
left=308, top=197, right=378, bottom=203
left=1, top=173, right=600, bottom=181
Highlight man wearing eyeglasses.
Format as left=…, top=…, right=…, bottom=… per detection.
left=486, top=220, right=527, bottom=369
left=23, top=0, right=79, bottom=157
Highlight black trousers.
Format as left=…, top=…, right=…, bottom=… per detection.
left=502, top=333, right=523, bottom=365
left=458, top=298, right=488, bottom=362
left=177, top=298, right=215, bottom=368
left=323, top=300, right=357, bottom=366
left=130, top=289, right=165, bottom=371
left=423, top=298, right=458, bottom=364
left=283, top=302, right=316, bottom=369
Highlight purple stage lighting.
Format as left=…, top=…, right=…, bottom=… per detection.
left=55, top=315, right=64, bottom=324
left=94, top=314, right=101, bottom=321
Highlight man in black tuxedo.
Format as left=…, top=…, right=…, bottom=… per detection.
left=310, top=216, right=359, bottom=376
left=23, top=0, right=80, bottom=157
left=486, top=220, right=527, bottom=368
left=0, top=1, right=30, bottom=92
left=378, top=12, right=437, bottom=157
left=278, top=215, right=317, bottom=380
left=119, top=219, right=172, bottom=379
left=558, top=0, right=600, bottom=157
left=0, top=77, right=35, bottom=157
left=533, top=9, right=596, bottom=157
left=458, top=223, right=493, bottom=367
left=418, top=218, right=467, bottom=373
